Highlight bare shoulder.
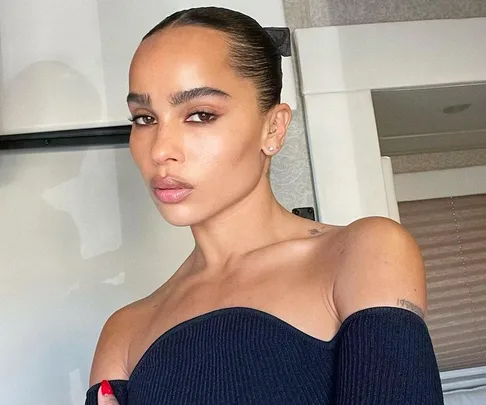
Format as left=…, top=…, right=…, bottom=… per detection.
left=330, top=216, right=427, bottom=322
left=89, top=297, right=150, bottom=386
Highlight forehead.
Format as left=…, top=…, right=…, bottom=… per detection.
left=129, top=26, right=251, bottom=97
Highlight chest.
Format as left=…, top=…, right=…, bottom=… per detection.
left=127, top=246, right=341, bottom=373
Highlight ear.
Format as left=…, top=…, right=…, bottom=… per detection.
left=261, top=103, right=292, bottom=156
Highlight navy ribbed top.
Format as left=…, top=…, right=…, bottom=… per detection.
left=85, top=306, right=444, bottom=404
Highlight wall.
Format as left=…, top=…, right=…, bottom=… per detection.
left=391, top=148, right=486, bottom=173
left=283, top=0, right=486, bottom=28
left=0, top=147, right=195, bottom=404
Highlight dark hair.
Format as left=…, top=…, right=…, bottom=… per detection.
left=142, top=7, right=282, bottom=112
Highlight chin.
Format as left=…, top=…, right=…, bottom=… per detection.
left=156, top=204, right=204, bottom=227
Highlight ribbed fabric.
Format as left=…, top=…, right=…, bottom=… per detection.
left=85, top=306, right=444, bottom=404
left=334, top=307, right=444, bottom=404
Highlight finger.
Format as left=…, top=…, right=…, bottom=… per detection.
left=97, top=380, right=120, bottom=405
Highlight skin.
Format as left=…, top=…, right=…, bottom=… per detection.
left=91, top=25, right=428, bottom=401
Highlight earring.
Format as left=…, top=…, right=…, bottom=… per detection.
left=268, top=146, right=275, bottom=152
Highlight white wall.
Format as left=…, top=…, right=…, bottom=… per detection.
left=393, top=165, right=486, bottom=202
left=0, top=146, right=194, bottom=405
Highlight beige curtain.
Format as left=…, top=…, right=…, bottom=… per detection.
left=399, top=194, right=486, bottom=371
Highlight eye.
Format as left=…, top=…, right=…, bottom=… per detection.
left=186, top=111, right=217, bottom=123
left=129, top=115, right=157, bottom=126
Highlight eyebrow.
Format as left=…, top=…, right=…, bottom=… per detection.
left=169, top=87, right=231, bottom=106
left=126, top=93, right=152, bottom=107
left=127, top=87, right=231, bottom=109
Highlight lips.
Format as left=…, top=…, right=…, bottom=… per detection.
left=150, top=175, right=193, bottom=204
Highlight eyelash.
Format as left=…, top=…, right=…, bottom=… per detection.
left=128, top=111, right=218, bottom=126
left=128, top=115, right=156, bottom=126
left=186, top=110, right=218, bottom=123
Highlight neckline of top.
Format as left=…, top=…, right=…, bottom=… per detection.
left=128, top=305, right=422, bottom=383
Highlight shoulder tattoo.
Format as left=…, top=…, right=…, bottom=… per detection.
left=397, top=298, right=425, bottom=319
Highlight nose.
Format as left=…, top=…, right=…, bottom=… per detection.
left=150, top=125, right=185, bottom=166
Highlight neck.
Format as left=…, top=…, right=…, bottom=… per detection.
left=189, top=176, right=296, bottom=272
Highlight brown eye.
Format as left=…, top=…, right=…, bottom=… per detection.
left=130, top=115, right=157, bottom=126
left=186, top=112, right=216, bottom=123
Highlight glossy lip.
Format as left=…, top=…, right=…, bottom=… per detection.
left=151, top=175, right=194, bottom=204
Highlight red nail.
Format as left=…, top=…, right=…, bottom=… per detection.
left=101, top=380, right=114, bottom=396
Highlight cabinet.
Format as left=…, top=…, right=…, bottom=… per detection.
left=0, top=0, right=296, bottom=136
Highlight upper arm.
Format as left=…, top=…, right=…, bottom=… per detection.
left=89, top=307, right=131, bottom=386
left=332, top=216, right=427, bottom=322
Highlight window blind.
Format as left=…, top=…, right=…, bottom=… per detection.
left=398, top=194, right=486, bottom=371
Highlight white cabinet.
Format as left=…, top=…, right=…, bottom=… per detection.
left=0, top=0, right=296, bottom=135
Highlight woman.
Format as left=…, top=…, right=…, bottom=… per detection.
left=86, top=6, right=443, bottom=405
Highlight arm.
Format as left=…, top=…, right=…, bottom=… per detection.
left=333, top=216, right=427, bottom=321
left=85, top=308, right=131, bottom=405
left=331, top=217, right=443, bottom=404
left=89, top=308, right=131, bottom=386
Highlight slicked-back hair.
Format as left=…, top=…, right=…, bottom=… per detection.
left=143, top=7, right=282, bottom=113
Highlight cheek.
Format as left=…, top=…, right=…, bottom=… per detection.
left=189, top=128, right=260, bottom=174
left=189, top=134, right=224, bottom=165
left=190, top=148, right=261, bottom=208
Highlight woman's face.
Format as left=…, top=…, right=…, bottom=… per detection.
left=128, top=26, right=272, bottom=226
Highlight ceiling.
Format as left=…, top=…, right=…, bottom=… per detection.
left=372, top=82, right=486, bottom=156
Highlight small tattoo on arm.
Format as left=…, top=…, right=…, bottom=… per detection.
left=397, top=298, right=425, bottom=318
left=309, top=229, right=321, bottom=235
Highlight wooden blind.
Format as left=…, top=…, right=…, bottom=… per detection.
left=399, top=194, right=486, bottom=372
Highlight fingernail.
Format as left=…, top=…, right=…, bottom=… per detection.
left=101, top=380, right=114, bottom=396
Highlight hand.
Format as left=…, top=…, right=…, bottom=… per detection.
left=98, top=380, right=119, bottom=405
